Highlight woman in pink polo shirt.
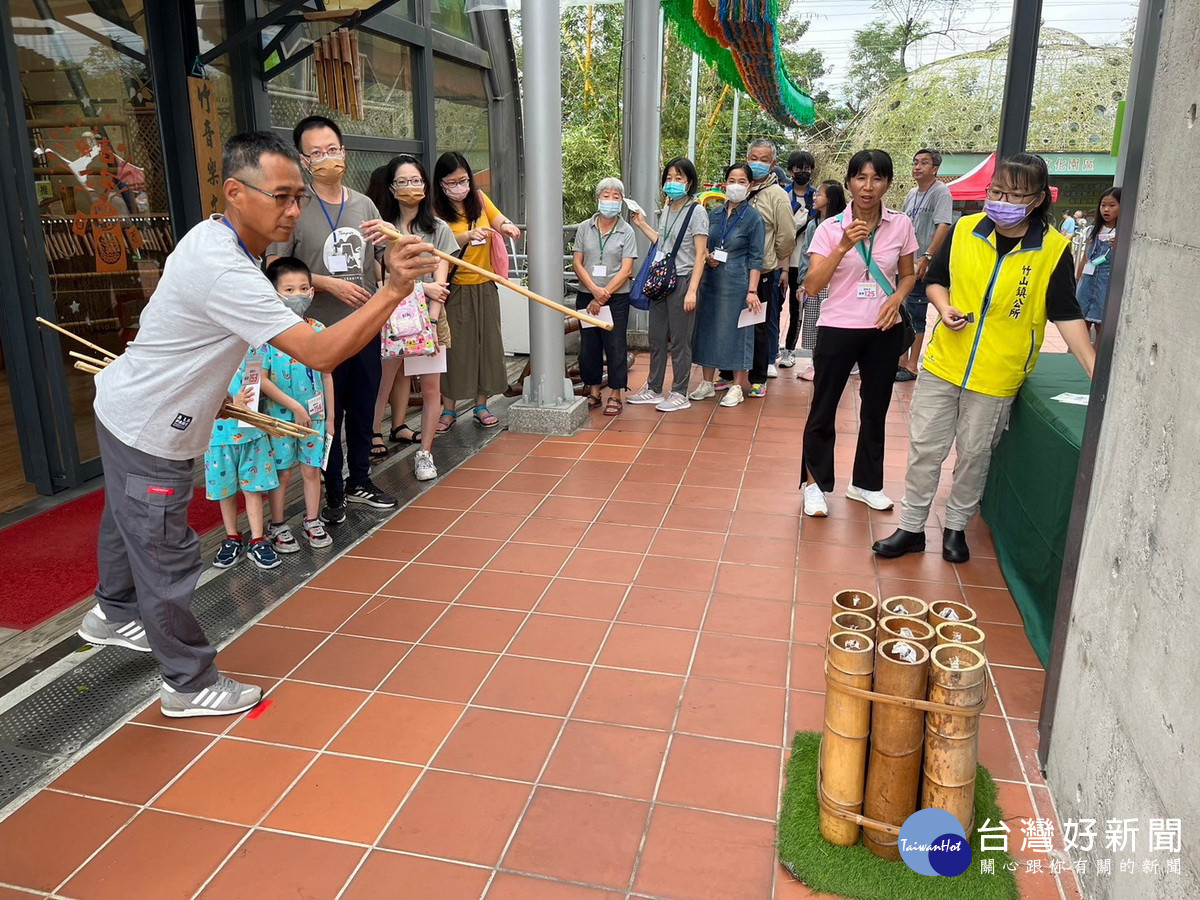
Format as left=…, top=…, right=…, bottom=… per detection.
left=799, top=149, right=917, bottom=518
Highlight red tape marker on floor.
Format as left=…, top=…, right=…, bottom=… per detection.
left=246, top=699, right=273, bottom=719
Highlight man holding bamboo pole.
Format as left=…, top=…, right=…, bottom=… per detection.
left=82, top=131, right=437, bottom=718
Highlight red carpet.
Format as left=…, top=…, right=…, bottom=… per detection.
left=0, top=487, right=225, bottom=630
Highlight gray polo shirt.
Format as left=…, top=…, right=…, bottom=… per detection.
left=656, top=201, right=708, bottom=276
left=573, top=214, right=638, bottom=291
left=268, top=186, right=385, bottom=325
left=903, top=180, right=954, bottom=256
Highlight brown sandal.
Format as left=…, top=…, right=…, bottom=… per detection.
left=603, top=397, right=623, bottom=416
left=587, top=395, right=602, bottom=410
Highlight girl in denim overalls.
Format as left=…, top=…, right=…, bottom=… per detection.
left=1075, top=187, right=1121, bottom=345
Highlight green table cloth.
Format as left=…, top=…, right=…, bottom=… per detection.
left=981, top=353, right=1090, bottom=667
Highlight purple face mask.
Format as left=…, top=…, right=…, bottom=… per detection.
left=984, top=199, right=1032, bottom=228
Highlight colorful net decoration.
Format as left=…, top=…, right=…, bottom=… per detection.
left=662, top=0, right=816, bottom=126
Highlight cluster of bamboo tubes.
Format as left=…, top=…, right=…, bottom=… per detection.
left=36, top=317, right=318, bottom=441
left=818, top=590, right=990, bottom=858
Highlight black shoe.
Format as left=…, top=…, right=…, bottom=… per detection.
left=872, top=528, right=926, bottom=558
left=346, top=480, right=397, bottom=510
left=942, top=528, right=970, bottom=563
left=322, top=492, right=347, bottom=525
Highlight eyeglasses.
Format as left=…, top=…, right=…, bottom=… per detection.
left=986, top=186, right=1041, bottom=202
left=236, top=179, right=312, bottom=210
left=303, top=147, right=345, bottom=162
left=392, top=178, right=425, bottom=189
left=441, top=177, right=470, bottom=190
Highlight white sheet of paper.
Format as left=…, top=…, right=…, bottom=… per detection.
left=737, top=306, right=767, bottom=328
left=235, top=354, right=263, bottom=428
left=624, top=197, right=645, bottom=216
left=580, top=306, right=615, bottom=330
left=321, top=433, right=333, bottom=470
left=1051, top=392, right=1090, bottom=406
left=404, top=347, right=448, bottom=375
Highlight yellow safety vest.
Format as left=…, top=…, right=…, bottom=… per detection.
left=923, top=213, right=1070, bottom=398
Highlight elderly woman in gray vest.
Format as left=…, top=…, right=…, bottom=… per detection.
left=573, top=178, right=639, bottom=415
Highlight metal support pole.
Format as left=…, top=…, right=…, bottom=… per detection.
left=687, top=52, right=700, bottom=160
left=730, top=90, right=741, bottom=165
left=520, top=0, right=570, bottom=407
left=995, top=0, right=1043, bottom=160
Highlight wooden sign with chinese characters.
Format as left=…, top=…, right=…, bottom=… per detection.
left=90, top=198, right=127, bottom=273
left=188, top=77, right=225, bottom=216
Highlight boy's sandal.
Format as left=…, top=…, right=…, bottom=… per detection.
left=587, top=395, right=602, bottom=410
left=473, top=405, right=500, bottom=428
left=390, top=425, right=421, bottom=444
left=436, top=410, right=458, bottom=434
left=370, top=433, right=390, bottom=459
left=603, top=397, right=623, bottom=416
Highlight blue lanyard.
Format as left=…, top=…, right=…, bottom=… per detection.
left=315, top=189, right=345, bottom=233
left=718, top=203, right=747, bottom=248
left=907, top=188, right=932, bottom=222
left=219, top=217, right=256, bottom=263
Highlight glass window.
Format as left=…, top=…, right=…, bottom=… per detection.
left=434, top=57, right=491, bottom=190
left=196, top=1, right=237, bottom=143
left=269, top=30, right=415, bottom=141
left=432, top=0, right=474, bottom=40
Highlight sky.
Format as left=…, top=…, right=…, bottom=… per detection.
left=795, top=0, right=1140, bottom=99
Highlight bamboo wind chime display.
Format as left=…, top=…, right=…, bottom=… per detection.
left=35, top=317, right=318, bottom=442
left=313, top=28, right=364, bottom=121
left=818, top=590, right=991, bottom=860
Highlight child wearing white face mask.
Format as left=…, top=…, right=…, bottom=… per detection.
left=259, top=257, right=335, bottom=552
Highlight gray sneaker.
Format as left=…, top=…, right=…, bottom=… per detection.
left=626, top=385, right=663, bottom=405
left=414, top=449, right=437, bottom=481
left=160, top=674, right=263, bottom=718
left=77, top=605, right=152, bottom=653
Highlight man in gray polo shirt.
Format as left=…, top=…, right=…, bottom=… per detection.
left=79, top=131, right=436, bottom=717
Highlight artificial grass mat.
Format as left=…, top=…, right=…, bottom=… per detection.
left=778, top=731, right=1019, bottom=900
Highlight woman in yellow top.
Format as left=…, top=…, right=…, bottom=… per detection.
left=432, top=151, right=522, bottom=429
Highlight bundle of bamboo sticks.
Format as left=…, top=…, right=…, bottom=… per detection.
left=36, top=317, right=319, bottom=441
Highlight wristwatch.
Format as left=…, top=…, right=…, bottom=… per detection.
left=922, top=252, right=933, bottom=260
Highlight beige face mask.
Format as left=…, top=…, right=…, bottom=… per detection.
left=308, top=157, right=345, bottom=183
left=394, top=187, right=425, bottom=206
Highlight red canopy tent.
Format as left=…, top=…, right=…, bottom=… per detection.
left=947, top=153, right=1059, bottom=201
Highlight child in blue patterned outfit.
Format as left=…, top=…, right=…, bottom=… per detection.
left=205, top=347, right=281, bottom=570
left=260, top=257, right=336, bottom=551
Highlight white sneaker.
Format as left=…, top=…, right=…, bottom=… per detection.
left=627, top=385, right=663, bottom=405
left=777, top=350, right=796, bottom=368
left=414, top=449, right=437, bottom=481
left=656, top=392, right=691, bottom=412
left=803, top=483, right=828, bottom=517
left=719, top=384, right=745, bottom=407
left=798, top=366, right=815, bottom=382
left=767, top=364, right=779, bottom=378
left=689, top=381, right=715, bottom=401
left=846, top=484, right=894, bottom=511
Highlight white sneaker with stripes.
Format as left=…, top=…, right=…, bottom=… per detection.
left=77, top=605, right=152, bottom=653
left=160, top=674, right=263, bottom=718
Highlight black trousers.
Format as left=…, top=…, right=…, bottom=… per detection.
left=324, top=334, right=382, bottom=497
left=576, top=291, right=630, bottom=390
left=721, top=269, right=777, bottom=384
left=784, top=266, right=802, bottom=350
left=800, top=323, right=905, bottom=492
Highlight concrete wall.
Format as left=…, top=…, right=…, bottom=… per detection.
left=1045, top=3, right=1200, bottom=897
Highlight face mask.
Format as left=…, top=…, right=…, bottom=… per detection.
left=308, top=157, right=345, bottom=183
left=748, top=161, right=771, bottom=181
left=278, top=291, right=312, bottom=317
left=598, top=200, right=623, bottom=218
left=792, top=171, right=811, bottom=186
left=662, top=181, right=688, bottom=200
left=725, top=183, right=749, bottom=203
left=444, top=183, right=470, bottom=202
left=984, top=199, right=1033, bottom=228
left=394, top=187, right=425, bottom=207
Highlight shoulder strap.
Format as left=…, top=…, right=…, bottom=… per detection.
left=836, top=212, right=896, bottom=295
left=667, top=203, right=697, bottom=257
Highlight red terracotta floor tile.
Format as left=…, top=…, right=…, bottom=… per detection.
left=508, top=614, right=609, bottom=663
left=329, top=694, right=464, bottom=764
left=597, top=499, right=665, bottom=528
left=496, top=472, right=563, bottom=495
left=573, top=668, right=685, bottom=730
left=264, top=754, right=420, bottom=843
left=722, top=535, right=799, bottom=568
left=633, top=805, right=777, bottom=900
left=560, top=548, right=644, bottom=584
left=348, top=528, right=435, bottom=562
left=794, top=570, right=878, bottom=608
left=516, top=456, right=577, bottom=475
left=153, top=739, right=312, bottom=824
left=228, top=681, right=366, bottom=750
left=704, top=594, right=793, bottom=641
left=0, top=791, right=136, bottom=892
left=486, top=872, right=620, bottom=898
left=415, top=535, right=505, bottom=569
left=610, top=480, right=677, bottom=505
left=637, top=448, right=694, bottom=468
left=713, top=562, right=796, bottom=602
left=982, top=622, right=1045, bottom=669
left=647, top=527, right=726, bottom=561
left=490, top=542, right=572, bottom=577
left=514, top=515, right=591, bottom=546
left=503, top=788, right=649, bottom=890
left=955, top=556, right=1011, bottom=589
left=657, top=733, right=781, bottom=818
left=623, top=464, right=681, bottom=484
left=691, top=632, right=790, bottom=687
left=307, top=557, right=405, bottom=594
left=542, top=720, right=669, bottom=800
left=1010, top=717, right=1047, bottom=784
left=289, top=634, right=408, bottom=690
left=965, top=585, right=1027, bottom=626
left=463, top=451, right=524, bottom=472
left=423, top=606, right=526, bottom=652
left=796, top=541, right=879, bottom=578
left=218, top=625, right=326, bottom=679
left=798, top=516, right=875, bottom=547
left=673, top=484, right=740, bottom=510
left=790, top=643, right=829, bottom=694
left=380, top=645, right=497, bottom=702
left=342, top=851, right=491, bottom=900
left=877, top=577, right=963, bottom=609
left=51, top=724, right=211, bottom=805
left=412, top=485, right=483, bottom=511
left=875, top=548, right=963, bottom=584
left=382, top=506, right=461, bottom=534
left=581, top=443, right=639, bottom=463
left=533, top=440, right=586, bottom=459
left=793, top=602, right=836, bottom=644
left=258, top=587, right=371, bottom=631
left=434, top=708, right=562, bottom=782
left=439, top=467, right=508, bottom=490
left=380, top=562, right=476, bottom=603
left=457, top=570, right=551, bottom=611
left=788, top=690, right=826, bottom=737
left=677, top=677, right=788, bottom=746
left=338, top=597, right=446, bottom=642
left=537, top=578, right=627, bottom=620
left=597, top=623, right=696, bottom=675
left=617, top=586, right=709, bottom=630
left=637, top=555, right=716, bottom=593
left=63, top=809, right=244, bottom=900
left=581, top=522, right=656, bottom=553
left=730, top=509, right=802, bottom=538
left=990, top=664, right=1047, bottom=720
left=199, top=830, right=362, bottom=898
left=977, top=714, right=1025, bottom=783
left=661, top=505, right=732, bottom=533
left=472, top=490, right=544, bottom=516
left=474, top=657, right=588, bottom=716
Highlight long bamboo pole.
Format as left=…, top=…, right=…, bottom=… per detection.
left=371, top=223, right=613, bottom=331
left=36, top=316, right=118, bottom=360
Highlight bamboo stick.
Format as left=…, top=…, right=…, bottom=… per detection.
left=69, top=350, right=110, bottom=369
left=371, top=222, right=613, bottom=330
left=74, top=360, right=103, bottom=375
left=820, top=631, right=875, bottom=846
left=36, top=316, right=118, bottom=360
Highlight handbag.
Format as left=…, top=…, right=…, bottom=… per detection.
left=629, top=249, right=657, bottom=311
left=381, top=282, right=437, bottom=358
left=640, top=203, right=698, bottom=303
left=838, top=213, right=916, bottom=354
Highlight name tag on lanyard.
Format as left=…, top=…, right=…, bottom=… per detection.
left=856, top=281, right=881, bottom=300
left=712, top=249, right=729, bottom=263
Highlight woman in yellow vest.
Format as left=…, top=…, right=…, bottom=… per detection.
left=873, top=154, right=1097, bottom=563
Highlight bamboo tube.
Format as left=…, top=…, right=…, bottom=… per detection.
left=882, top=595, right=929, bottom=621
left=819, top=631, right=875, bottom=846
left=928, top=600, right=978, bottom=631
left=921, top=643, right=987, bottom=835
left=69, top=350, right=110, bottom=369
left=74, top=360, right=103, bottom=375
left=829, top=610, right=875, bottom=645
left=935, top=621, right=986, bottom=659
left=370, top=221, right=613, bottom=330
left=863, top=637, right=931, bottom=859
left=878, top=615, right=935, bottom=653
left=831, top=589, right=878, bottom=623
left=36, top=316, right=118, bottom=360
